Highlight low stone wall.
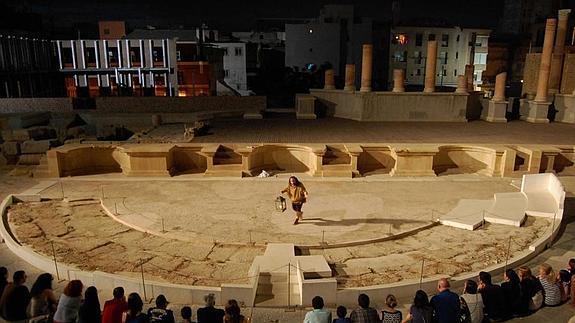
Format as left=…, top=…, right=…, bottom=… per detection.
left=311, top=89, right=474, bottom=122
left=46, top=143, right=575, bottom=179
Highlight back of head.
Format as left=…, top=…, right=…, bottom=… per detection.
left=155, top=294, right=168, bottom=308
left=204, top=293, right=216, bottom=307
left=518, top=266, right=533, bottom=280
left=336, top=305, right=347, bottom=318
left=181, top=306, right=192, bottom=320
left=464, top=280, right=478, bottom=294
left=312, top=296, right=324, bottom=310
left=437, top=278, right=450, bottom=291
left=127, top=293, right=143, bottom=314
left=31, top=273, right=53, bottom=297
left=539, top=263, right=555, bottom=283
left=479, top=271, right=492, bottom=285
left=385, top=294, right=398, bottom=309
left=559, top=269, right=571, bottom=283
left=225, top=299, right=241, bottom=317
left=358, top=293, right=370, bottom=309
left=569, top=259, right=575, bottom=269
left=64, top=280, right=83, bottom=298
left=0, top=267, right=7, bottom=281
left=84, top=286, right=100, bottom=307
left=413, top=290, right=429, bottom=308
left=505, top=269, right=520, bottom=284
left=113, top=287, right=125, bottom=299
left=13, top=270, right=26, bottom=284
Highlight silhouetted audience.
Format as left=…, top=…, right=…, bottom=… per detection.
left=197, top=293, right=224, bottom=323
left=478, top=271, right=508, bottom=321
left=501, top=269, right=522, bottom=316
left=559, top=269, right=571, bottom=302
left=147, top=294, right=175, bottom=323
left=517, top=266, right=543, bottom=313
left=350, top=294, right=380, bottom=323
left=304, top=296, right=331, bottom=323
left=54, top=280, right=83, bottom=323
left=0, top=270, right=30, bottom=321
left=79, top=286, right=102, bottom=323
left=460, top=280, right=483, bottom=323
left=181, top=306, right=193, bottom=323
left=29, top=273, right=58, bottom=319
left=333, top=306, right=351, bottom=323
left=382, top=294, right=401, bottom=323
left=0, top=267, right=8, bottom=300
left=126, top=293, right=149, bottom=323
left=538, top=263, right=562, bottom=306
left=102, top=287, right=128, bottom=323
left=430, top=278, right=460, bottom=323
left=402, top=290, right=432, bottom=323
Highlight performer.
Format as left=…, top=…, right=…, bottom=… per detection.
left=281, top=176, right=309, bottom=225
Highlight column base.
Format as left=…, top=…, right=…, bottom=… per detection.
left=343, top=86, right=355, bottom=91
left=243, top=112, right=263, bottom=119
left=555, top=94, right=575, bottom=124
left=483, top=100, right=508, bottom=123
left=359, top=87, right=371, bottom=92
left=323, top=85, right=335, bottom=90
left=296, top=113, right=317, bottom=120
left=520, top=101, right=550, bottom=123
left=423, top=88, right=435, bottom=93
left=392, top=89, right=405, bottom=93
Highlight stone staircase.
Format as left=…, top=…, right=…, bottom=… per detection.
left=33, top=155, right=51, bottom=178
left=254, top=271, right=300, bottom=307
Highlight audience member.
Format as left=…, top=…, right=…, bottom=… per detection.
left=349, top=293, right=380, bottom=323
left=460, top=280, right=483, bottom=323
left=54, top=280, right=83, bottom=323
left=333, top=306, right=351, bottom=323
left=501, top=269, right=522, bottom=316
left=402, top=290, right=432, bottom=323
left=382, top=294, right=401, bottom=323
left=430, top=278, right=460, bottom=323
left=538, top=263, right=562, bottom=306
left=126, top=293, right=149, bottom=323
left=79, top=286, right=102, bottom=323
left=197, top=293, right=225, bottom=323
left=181, top=306, right=193, bottom=323
left=0, top=267, right=7, bottom=299
left=568, top=259, right=575, bottom=276
left=224, top=299, right=247, bottom=323
left=0, top=270, right=30, bottom=321
left=147, top=294, right=175, bottom=323
left=478, top=271, right=508, bottom=320
left=29, top=273, right=58, bottom=318
left=559, top=269, right=571, bottom=302
left=517, top=266, right=543, bottom=313
left=304, top=296, right=331, bottom=323
left=102, top=287, right=128, bottom=323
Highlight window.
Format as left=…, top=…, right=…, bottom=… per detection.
left=153, top=48, right=164, bottom=62
left=415, top=33, right=423, bottom=46
left=454, top=69, right=457, bottom=76
left=428, top=34, right=435, bottom=41
left=108, top=50, right=117, bottom=64
left=177, top=72, right=184, bottom=84
left=85, top=47, right=97, bottom=64
left=224, top=69, right=230, bottom=77
left=414, top=51, right=422, bottom=64
left=456, top=35, right=460, bottom=42
left=442, top=69, right=447, bottom=76
left=130, top=48, right=141, bottom=64
left=393, top=33, right=408, bottom=45
left=440, top=52, right=448, bottom=64
left=234, top=47, right=243, bottom=56
left=259, top=34, right=264, bottom=40
left=415, top=68, right=421, bottom=76
left=455, top=52, right=459, bottom=59
left=394, top=51, right=407, bottom=62
left=474, top=53, right=487, bottom=64
left=104, top=28, right=110, bottom=35
left=222, top=48, right=228, bottom=56
left=176, top=50, right=181, bottom=61
left=441, top=34, right=449, bottom=47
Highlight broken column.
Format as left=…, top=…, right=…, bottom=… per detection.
left=550, top=9, right=571, bottom=93
left=392, top=69, right=405, bottom=93
left=455, top=75, right=468, bottom=94
left=525, top=18, right=557, bottom=123
left=423, top=40, right=437, bottom=93
left=465, top=65, right=475, bottom=92
left=360, top=44, right=373, bottom=92
left=324, top=69, right=335, bottom=90
left=344, top=64, right=355, bottom=91
left=484, top=72, right=508, bottom=122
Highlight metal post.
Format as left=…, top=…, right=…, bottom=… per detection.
left=321, top=230, right=325, bottom=246
left=287, top=262, right=290, bottom=309
left=101, top=186, right=104, bottom=199
left=59, top=181, right=65, bottom=199
left=51, top=241, right=60, bottom=280
left=504, top=236, right=512, bottom=271
left=419, top=258, right=425, bottom=290
left=161, top=218, right=165, bottom=232
left=114, top=202, right=118, bottom=215
left=140, top=259, right=147, bottom=300
left=248, top=230, right=252, bottom=245
left=389, top=223, right=392, bottom=235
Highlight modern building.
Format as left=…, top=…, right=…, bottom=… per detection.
left=212, top=42, right=249, bottom=95
left=389, top=26, right=490, bottom=89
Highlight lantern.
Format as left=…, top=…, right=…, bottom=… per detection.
left=275, top=196, right=287, bottom=212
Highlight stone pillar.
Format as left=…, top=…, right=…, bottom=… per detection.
left=324, top=69, right=335, bottom=90
left=423, top=40, right=437, bottom=93
left=344, top=64, right=355, bottom=91
left=550, top=9, right=571, bottom=93
left=484, top=72, right=508, bottom=123
left=534, top=19, right=557, bottom=103
left=492, top=72, right=507, bottom=102
left=360, top=44, right=373, bottom=92
left=455, top=75, right=467, bottom=94
left=392, top=69, right=405, bottom=92
left=465, top=64, right=475, bottom=92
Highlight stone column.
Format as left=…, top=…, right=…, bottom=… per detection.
left=455, top=75, right=467, bottom=94
left=484, top=72, right=508, bottom=122
left=492, top=72, right=507, bottom=102
left=392, top=69, right=405, bottom=92
left=550, top=9, right=571, bottom=93
left=534, top=19, right=557, bottom=103
left=465, top=64, right=475, bottom=92
left=324, top=69, right=335, bottom=90
left=423, top=40, right=437, bottom=93
left=360, top=44, right=373, bottom=92
left=344, top=64, right=355, bottom=91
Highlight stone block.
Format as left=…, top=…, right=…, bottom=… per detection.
left=21, top=140, right=57, bottom=154
left=521, top=101, right=551, bottom=123
left=7, top=112, right=50, bottom=129
left=2, top=141, right=20, bottom=156
left=484, top=101, right=508, bottom=123
left=17, top=154, right=43, bottom=165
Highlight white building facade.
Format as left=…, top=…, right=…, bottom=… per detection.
left=389, top=26, right=490, bottom=89
left=212, top=42, right=249, bottom=95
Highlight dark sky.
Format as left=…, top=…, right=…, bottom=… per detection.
left=1, top=0, right=506, bottom=36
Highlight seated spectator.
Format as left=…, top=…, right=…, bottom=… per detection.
left=430, top=278, right=460, bottom=323
left=402, top=290, right=432, bottom=323
left=147, top=294, right=175, bottom=323
left=559, top=269, right=571, bottom=302
left=0, top=270, right=30, bottom=321
left=538, top=263, right=562, bottom=306
left=102, top=287, right=128, bottom=323
left=79, top=286, right=101, bottom=323
left=126, top=293, right=148, bottom=323
left=304, top=296, right=331, bottom=323
left=29, top=273, right=58, bottom=319
left=350, top=294, right=380, bottom=323
left=0, top=267, right=7, bottom=299
left=501, top=269, right=522, bottom=316
left=478, top=271, right=508, bottom=321
left=568, top=259, right=575, bottom=276
left=517, top=266, right=543, bottom=313
left=460, top=280, right=483, bottom=323
left=382, top=294, right=402, bottom=323
left=333, top=306, right=351, bottom=323
left=225, top=299, right=248, bottom=323
left=181, top=306, right=193, bottom=323
left=197, top=293, right=225, bottom=323
left=54, top=280, right=83, bottom=323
